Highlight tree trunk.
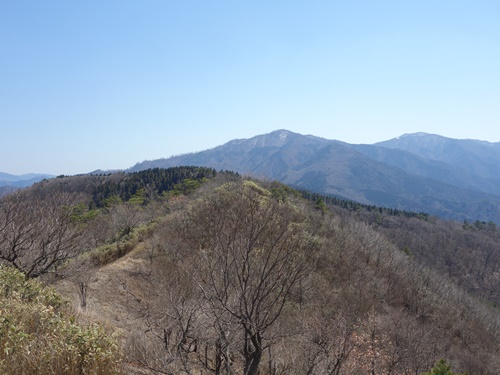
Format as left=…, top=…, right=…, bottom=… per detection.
left=244, top=333, right=263, bottom=375
left=79, top=280, right=87, bottom=310
left=244, top=349, right=262, bottom=375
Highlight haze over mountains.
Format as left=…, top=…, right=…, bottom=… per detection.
left=129, top=130, right=500, bottom=223
left=0, top=172, right=54, bottom=187
left=0, top=172, right=54, bottom=197
left=3, top=130, right=500, bottom=223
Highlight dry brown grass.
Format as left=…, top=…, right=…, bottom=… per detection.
left=53, top=239, right=155, bottom=374
left=0, top=265, right=122, bottom=375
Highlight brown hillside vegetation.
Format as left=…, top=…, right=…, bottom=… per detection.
left=1, top=169, right=499, bottom=374
left=0, top=265, right=121, bottom=375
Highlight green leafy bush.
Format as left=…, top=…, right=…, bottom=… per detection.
left=421, top=359, right=467, bottom=375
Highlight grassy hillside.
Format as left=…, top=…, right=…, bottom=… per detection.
left=1, top=168, right=499, bottom=374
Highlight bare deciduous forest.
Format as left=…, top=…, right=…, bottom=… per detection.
left=1, top=168, right=499, bottom=374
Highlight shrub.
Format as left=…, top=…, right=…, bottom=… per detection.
left=421, top=359, right=468, bottom=375
left=0, top=265, right=121, bottom=374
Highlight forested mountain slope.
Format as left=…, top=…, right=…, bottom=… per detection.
left=128, top=130, right=500, bottom=224
left=0, top=167, right=499, bottom=374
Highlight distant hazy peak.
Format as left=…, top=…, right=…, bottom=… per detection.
left=393, top=132, right=441, bottom=140
left=262, top=129, right=331, bottom=143
left=402, top=132, right=433, bottom=137
left=385, top=132, right=498, bottom=147
left=0, top=172, right=54, bottom=182
left=226, top=131, right=286, bottom=147
left=225, top=129, right=327, bottom=149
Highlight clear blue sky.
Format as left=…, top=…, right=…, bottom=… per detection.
left=1, top=1, right=499, bottom=175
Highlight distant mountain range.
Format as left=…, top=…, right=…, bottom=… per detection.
left=129, top=130, right=500, bottom=223
left=4, top=131, right=500, bottom=223
left=0, top=173, right=54, bottom=197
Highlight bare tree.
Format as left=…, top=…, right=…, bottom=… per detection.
left=179, top=182, right=313, bottom=375
left=0, top=191, right=83, bottom=277
left=109, top=202, right=148, bottom=237
left=125, top=247, right=204, bottom=375
left=298, top=305, right=359, bottom=375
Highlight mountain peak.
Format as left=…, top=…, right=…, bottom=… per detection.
left=403, top=132, right=429, bottom=137
left=265, top=129, right=297, bottom=146
left=396, top=132, right=441, bottom=140
left=394, top=132, right=497, bottom=145
left=379, top=133, right=450, bottom=149
left=262, top=129, right=331, bottom=144
left=226, top=129, right=301, bottom=149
